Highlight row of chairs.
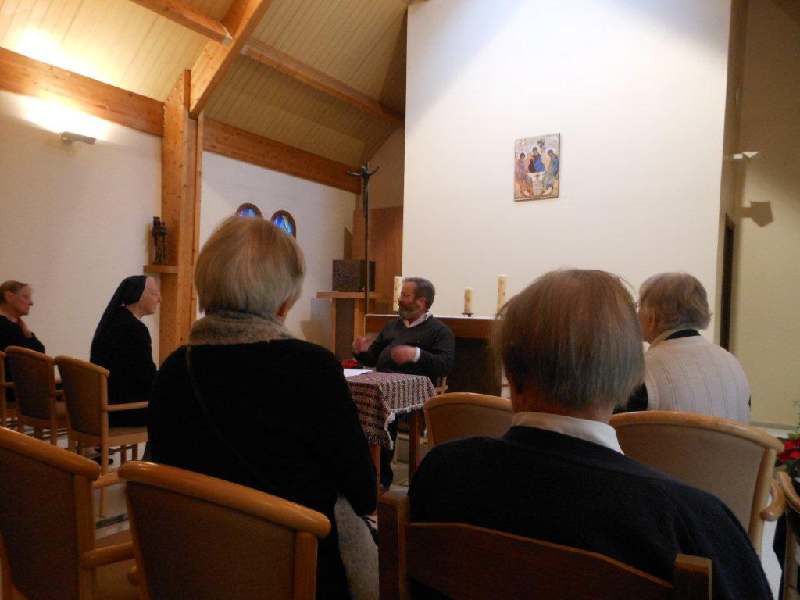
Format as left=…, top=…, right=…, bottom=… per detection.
left=0, top=425, right=711, bottom=600
left=423, top=393, right=784, bottom=556
left=0, top=386, right=788, bottom=598
left=0, top=347, right=149, bottom=515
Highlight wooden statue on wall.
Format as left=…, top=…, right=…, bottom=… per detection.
left=151, top=216, right=168, bottom=264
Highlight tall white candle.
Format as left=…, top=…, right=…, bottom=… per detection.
left=497, top=274, right=508, bottom=313
left=464, top=287, right=473, bottom=315
left=392, top=276, right=403, bottom=312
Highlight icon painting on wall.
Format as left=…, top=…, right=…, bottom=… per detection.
left=271, top=210, right=296, bottom=238
left=514, top=134, right=560, bottom=201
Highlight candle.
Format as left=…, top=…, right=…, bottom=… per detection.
left=393, top=276, right=403, bottom=312
left=464, top=287, right=473, bottom=315
left=497, top=274, right=508, bottom=313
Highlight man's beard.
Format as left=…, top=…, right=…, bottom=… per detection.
left=398, top=304, right=416, bottom=320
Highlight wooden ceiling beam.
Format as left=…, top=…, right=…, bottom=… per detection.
left=0, top=47, right=163, bottom=136
left=204, top=119, right=361, bottom=194
left=189, top=0, right=273, bottom=117
left=242, top=41, right=404, bottom=128
left=127, top=0, right=231, bottom=43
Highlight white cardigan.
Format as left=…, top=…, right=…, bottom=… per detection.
left=644, top=335, right=750, bottom=423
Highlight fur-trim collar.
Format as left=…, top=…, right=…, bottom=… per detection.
left=189, top=310, right=293, bottom=346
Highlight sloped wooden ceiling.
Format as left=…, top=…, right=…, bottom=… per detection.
left=0, top=0, right=234, bottom=100
left=206, top=0, right=407, bottom=164
left=0, top=0, right=407, bottom=167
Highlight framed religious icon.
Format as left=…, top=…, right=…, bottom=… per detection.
left=514, top=134, right=560, bottom=201
left=235, top=202, right=263, bottom=218
left=271, top=210, right=296, bottom=238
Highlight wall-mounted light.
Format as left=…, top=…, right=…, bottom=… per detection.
left=60, top=131, right=96, bottom=145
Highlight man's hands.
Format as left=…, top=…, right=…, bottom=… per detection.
left=352, top=336, right=372, bottom=354
left=390, top=345, right=417, bottom=365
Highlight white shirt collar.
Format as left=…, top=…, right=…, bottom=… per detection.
left=511, top=411, right=623, bottom=454
left=404, top=311, right=431, bottom=328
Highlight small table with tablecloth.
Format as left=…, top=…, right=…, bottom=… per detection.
left=345, top=370, right=435, bottom=487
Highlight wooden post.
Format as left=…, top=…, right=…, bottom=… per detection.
left=160, top=70, right=201, bottom=362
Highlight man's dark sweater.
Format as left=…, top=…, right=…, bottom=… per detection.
left=354, top=316, right=455, bottom=382
left=410, top=426, right=771, bottom=600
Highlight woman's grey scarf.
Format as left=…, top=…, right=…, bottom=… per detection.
left=189, top=310, right=293, bottom=346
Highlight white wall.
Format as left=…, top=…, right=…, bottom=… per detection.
left=200, top=152, right=355, bottom=348
left=404, top=0, right=731, bottom=319
left=732, top=0, right=800, bottom=425
left=0, top=90, right=161, bottom=360
left=369, top=128, right=405, bottom=208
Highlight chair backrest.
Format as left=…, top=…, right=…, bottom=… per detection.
left=610, top=411, right=782, bottom=553
left=0, top=427, right=100, bottom=600
left=424, top=392, right=512, bottom=447
left=119, top=462, right=331, bottom=600
left=56, top=356, right=109, bottom=438
left=0, top=350, right=9, bottom=424
left=377, top=492, right=711, bottom=600
left=5, top=346, right=57, bottom=421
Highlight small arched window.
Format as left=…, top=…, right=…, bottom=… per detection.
left=235, top=203, right=263, bottom=218
left=271, top=210, right=296, bottom=238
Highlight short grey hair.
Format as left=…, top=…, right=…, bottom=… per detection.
left=404, top=277, right=435, bottom=309
left=496, top=269, right=644, bottom=410
left=0, top=281, right=29, bottom=305
left=195, top=216, right=305, bottom=318
left=639, top=273, right=711, bottom=334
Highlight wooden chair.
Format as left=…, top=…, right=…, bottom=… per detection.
left=5, top=346, right=67, bottom=445
left=424, top=392, right=512, bottom=448
left=610, top=411, right=784, bottom=554
left=0, top=426, right=137, bottom=600
left=56, top=355, right=149, bottom=517
left=0, top=350, right=17, bottom=429
left=119, top=461, right=331, bottom=600
left=378, top=491, right=711, bottom=600
left=778, top=471, right=800, bottom=600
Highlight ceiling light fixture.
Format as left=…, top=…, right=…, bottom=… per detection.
left=60, top=131, right=96, bottom=145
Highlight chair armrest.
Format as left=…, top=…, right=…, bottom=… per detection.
left=761, top=478, right=785, bottom=521
left=93, top=471, right=121, bottom=489
left=81, top=542, right=134, bottom=569
left=106, top=402, right=149, bottom=412
left=379, top=491, right=410, bottom=600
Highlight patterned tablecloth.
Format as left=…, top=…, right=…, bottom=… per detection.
left=347, top=371, right=435, bottom=448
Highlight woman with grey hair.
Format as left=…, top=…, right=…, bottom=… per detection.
left=628, top=272, right=750, bottom=421
left=148, top=216, right=376, bottom=599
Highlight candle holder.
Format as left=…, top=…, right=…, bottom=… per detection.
left=462, top=312, right=473, bottom=318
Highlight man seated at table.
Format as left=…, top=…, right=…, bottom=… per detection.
left=409, top=269, right=771, bottom=600
left=353, top=277, right=455, bottom=489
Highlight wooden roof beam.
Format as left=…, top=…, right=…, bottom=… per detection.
left=190, top=0, right=273, bottom=117
left=242, top=41, right=404, bottom=128
left=204, top=119, right=361, bottom=194
left=127, top=0, right=231, bottom=43
left=0, top=47, right=163, bottom=136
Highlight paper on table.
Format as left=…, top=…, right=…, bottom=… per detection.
left=344, top=368, right=373, bottom=378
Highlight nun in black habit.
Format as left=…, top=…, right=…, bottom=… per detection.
left=90, top=275, right=160, bottom=427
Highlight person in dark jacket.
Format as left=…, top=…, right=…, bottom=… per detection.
left=0, top=280, right=45, bottom=354
left=410, top=269, right=771, bottom=600
left=90, top=275, right=159, bottom=427
left=1, top=280, right=46, bottom=402
left=353, top=277, right=455, bottom=488
left=148, top=216, right=376, bottom=600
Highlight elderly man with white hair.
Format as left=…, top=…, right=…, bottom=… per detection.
left=409, top=269, right=770, bottom=600
left=628, top=272, right=750, bottom=422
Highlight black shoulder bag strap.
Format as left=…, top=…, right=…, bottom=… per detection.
left=184, top=346, right=270, bottom=489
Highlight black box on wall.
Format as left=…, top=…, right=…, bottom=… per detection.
left=333, top=260, right=376, bottom=292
